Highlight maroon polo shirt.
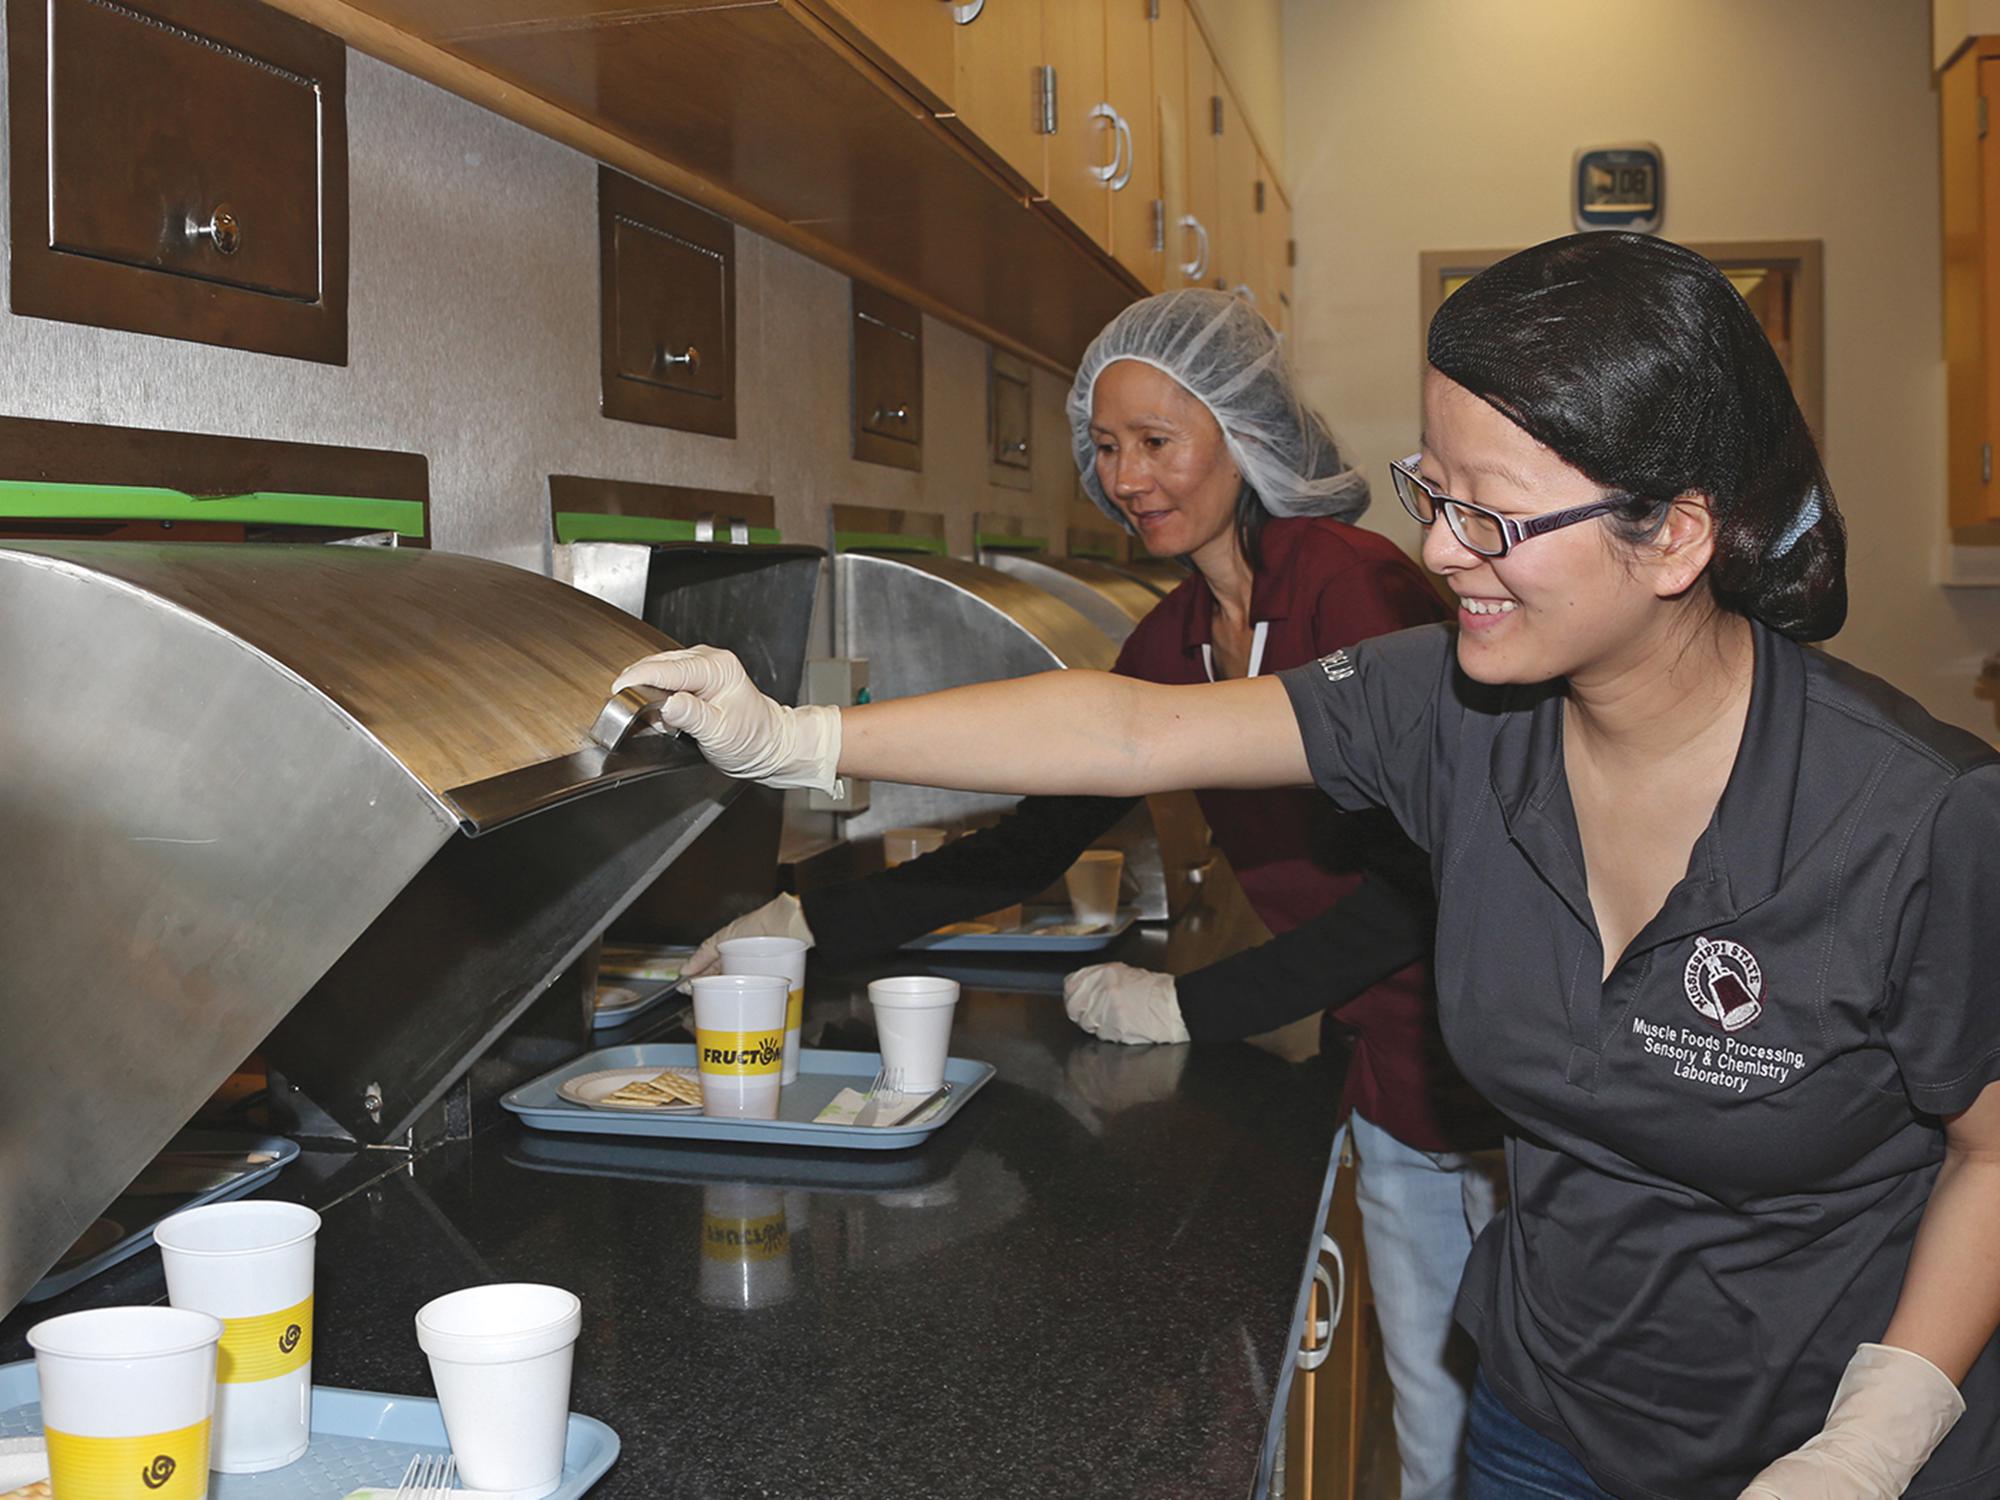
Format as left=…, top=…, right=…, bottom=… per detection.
left=1112, top=516, right=1490, bottom=1151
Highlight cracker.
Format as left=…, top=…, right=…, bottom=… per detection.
left=2, top=1481, right=52, bottom=1500
left=601, top=1067, right=702, bottom=1108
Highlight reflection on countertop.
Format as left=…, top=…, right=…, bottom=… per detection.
left=2, top=951, right=1342, bottom=1499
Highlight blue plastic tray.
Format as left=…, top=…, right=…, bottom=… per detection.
left=502, top=1044, right=994, bottom=1151
left=25, top=1131, right=301, bottom=1303
left=0, top=1359, right=618, bottom=1499
left=590, top=978, right=682, bottom=1032
left=898, top=907, right=1137, bottom=953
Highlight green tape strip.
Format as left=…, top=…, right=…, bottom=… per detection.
left=553, top=512, right=782, bottom=546
left=0, top=479, right=426, bottom=538
left=975, top=532, right=1048, bottom=553
left=834, top=530, right=947, bottom=555
left=1069, top=540, right=1122, bottom=561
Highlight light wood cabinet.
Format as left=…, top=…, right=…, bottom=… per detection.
left=1258, top=154, right=1292, bottom=333
left=1283, top=1137, right=1399, bottom=1500
left=1943, top=39, right=2000, bottom=525
left=1043, top=0, right=1113, bottom=251
left=1105, top=0, right=1163, bottom=291
left=814, top=0, right=957, bottom=110
left=1183, top=18, right=1221, bottom=289
left=1214, top=78, right=1259, bottom=301
left=1152, top=0, right=1196, bottom=288
left=949, top=0, right=1048, bottom=196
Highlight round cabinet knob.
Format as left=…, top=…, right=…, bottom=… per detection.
left=195, top=205, right=241, bottom=256
left=655, top=345, right=701, bottom=373
left=874, top=405, right=911, bottom=424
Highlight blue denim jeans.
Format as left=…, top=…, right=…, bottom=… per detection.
left=1347, top=1111, right=1508, bottom=1500
left=1465, top=1370, right=1617, bottom=1500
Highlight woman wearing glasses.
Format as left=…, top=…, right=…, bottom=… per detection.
left=615, top=234, right=2000, bottom=1498
left=681, top=288, right=1504, bottom=1500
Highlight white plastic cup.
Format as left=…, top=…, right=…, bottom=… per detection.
left=29, top=1305, right=222, bottom=1500
left=697, top=1184, right=794, bottom=1311
left=868, top=976, right=960, bottom=1093
left=882, top=827, right=946, bottom=867
left=1064, top=848, right=1125, bottom=927
left=153, top=1201, right=319, bottom=1474
left=690, top=974, right=790, bottom=1119
left=719, top=935, right=808, bottom=1086
left=414, top=1283, right=581, bottom=1500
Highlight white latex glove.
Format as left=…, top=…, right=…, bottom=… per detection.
left=680, top=892, right=815, bottom=982
left=1063, top=962, right=1190, bottom=1045
left=612, top=645, right=842, bottom=793
left=1738, top=1344, right=1964, bottom=1500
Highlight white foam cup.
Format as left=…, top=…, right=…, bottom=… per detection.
left=414, top=1283, right=581, bottom=1500
left=690, top=974, right=790, bottom=1119
left=29, top=1305, right=222, bottom=1499
left=153, top=1201, right=319, bottom=1474
left=718, top=935, right=808, bottom=1085
left=697, top=1183, right=794, bottom=1310
left=868, top=975, right=960, bottom=1093
left=1064, top=848, right=1125, bottom=927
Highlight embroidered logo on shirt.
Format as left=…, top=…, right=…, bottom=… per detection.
left=1684, top=936, right=1764, bottom=1033
left=1317, top=649, right=1355, bottom=682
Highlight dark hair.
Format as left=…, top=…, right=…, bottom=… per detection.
left=1427, top=233, right=1845, bottom=641
left=1237, top=483, right=1268, bottom=571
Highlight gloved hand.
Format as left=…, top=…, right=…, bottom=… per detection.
left=1738, top=1344, right=1964, bottom=1500
left=1063, top=963, right=1190, bottom=1045
left=613, top=645, right=842, bottom=792
left=680, top=893, right=815, bottom=982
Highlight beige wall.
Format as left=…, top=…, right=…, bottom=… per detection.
left=1193, top=0, right=1288, bottom=173
left=0, top=28, right=1080, bottom=586
left=1934, top=0, right=2000, bottom=68
left=1284, top=0, right=2000, bottom=743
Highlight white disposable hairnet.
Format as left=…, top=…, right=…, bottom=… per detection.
left=1068, top=288, right=1369, bottom=529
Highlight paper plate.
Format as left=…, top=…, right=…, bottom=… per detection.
left=556, top=1067, right=702, bottom=1112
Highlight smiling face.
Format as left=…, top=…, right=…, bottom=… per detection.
left=1417, top=369, right=1717, bottom=688
left=1090, top=359, right=1243, bottom=561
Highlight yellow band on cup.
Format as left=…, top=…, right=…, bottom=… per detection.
left=696, top=1027, right=784, bottom=1077
left=45, top=1418, right=211, bottom=1500
left=701, top=1213, right=789, bottom=1262
left=786, top=988, right=804, bottom=1033
left=217, top=1293, right=313, bottom=1384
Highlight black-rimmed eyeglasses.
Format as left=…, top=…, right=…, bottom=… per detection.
left=1388, top=452, right=1637, bottom=559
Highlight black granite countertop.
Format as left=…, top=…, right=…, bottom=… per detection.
left=3, top=949, right=1342, bottom=1499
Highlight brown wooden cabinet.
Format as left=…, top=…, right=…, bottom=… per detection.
left=1943, top=38, right=2000, bottom=525
left=7, top=0, right=348, bottom=362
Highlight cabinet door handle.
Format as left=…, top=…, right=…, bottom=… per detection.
left=655, top=344, right=701, bottom=373
left=1088, top=103, right=1124, bottom=184
left=1178, top=215, right=1209, bottom=281
left=1001, top=438, right=1029, bottom=457
left=190, top=205, right=241, bottom=256
left=874, top=404, right=912, bottom=423
left=1297, top=1232, right=1347, bottom=1372
left=1110, top=111, right=1135, bottom=192
left=951, top=0, right=984, bottom=22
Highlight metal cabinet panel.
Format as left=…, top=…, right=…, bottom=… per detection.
left=852, top=281, right=923, bottom=469
left=599, top=167, right=737, bottom=436
left=6, top=0, right=347, bottom=362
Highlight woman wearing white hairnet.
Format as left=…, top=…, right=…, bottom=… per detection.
left=666, top=289, right=1504, bottom=1499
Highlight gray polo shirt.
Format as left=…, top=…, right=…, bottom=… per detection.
left=1279, top=620, right=2000, bottom=1500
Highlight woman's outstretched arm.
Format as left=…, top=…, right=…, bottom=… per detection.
left=611, top=647, right=1312, bottom=797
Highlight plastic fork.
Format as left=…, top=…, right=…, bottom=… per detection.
left=392, top=1452, right=457, bottom=1498
left=853, top=1065, right=905, bottom=1128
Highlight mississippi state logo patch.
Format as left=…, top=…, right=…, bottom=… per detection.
left=1684, top=935, right=1763, bottom=1032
